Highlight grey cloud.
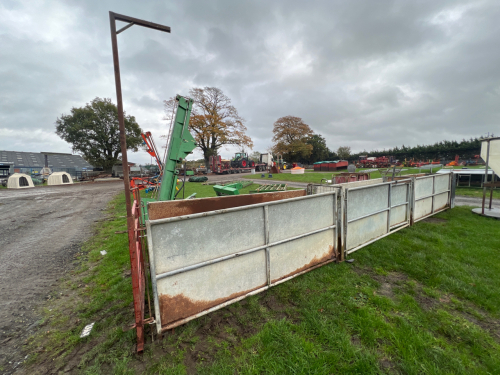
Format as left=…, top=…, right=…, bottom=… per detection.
left=1, top=0, right=499, bottom=163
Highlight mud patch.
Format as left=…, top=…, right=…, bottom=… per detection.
left=353, top=267, right=407, bottom=300
left=415, top=293, right=439, bottom=310
left=422, top=217, right=447, bottom=224
left=379, top=357, right=396, bottom=374
left=457, top=310, right=500, bottom=342
left=156, top=289, right=296, bottom=374
left=379, top=282, right=394, bottom=299
left=350, top=335, right=361, bottom=346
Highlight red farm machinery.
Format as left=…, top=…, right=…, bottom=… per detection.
left=357, top=155, right=396, bottom=168
left=210, top=152, right=267, bottom=174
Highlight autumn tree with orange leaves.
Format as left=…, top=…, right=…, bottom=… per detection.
left=164, top=87, right=252, bottom=166
left=272, top=116, right=314, bottom=162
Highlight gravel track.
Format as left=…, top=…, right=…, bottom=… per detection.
left=0, top=182, right=122, bottom=374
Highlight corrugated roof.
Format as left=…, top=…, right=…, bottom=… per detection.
left=0, top=150, right=93, bottom=169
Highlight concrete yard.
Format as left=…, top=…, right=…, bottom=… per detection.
left=0, top=182, right=123, bottom=374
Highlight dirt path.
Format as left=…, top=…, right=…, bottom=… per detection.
left=454, top=196, right=500, bottom=207
left=0, top=182, right=122, bottom=374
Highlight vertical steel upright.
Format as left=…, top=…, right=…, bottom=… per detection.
left=482, top=140, right=490, bottom=215
left=108, top=11, right=171, bottom=353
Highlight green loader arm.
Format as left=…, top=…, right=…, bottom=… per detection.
left=158, top=95, right=197, bottom=201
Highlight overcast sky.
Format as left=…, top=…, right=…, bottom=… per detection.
left=1, top=0, right=499, bottom=164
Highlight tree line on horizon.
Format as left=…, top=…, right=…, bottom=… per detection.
left=54, top=87, right=485, bottom=170
left=349, top=138, right=483, bottom=163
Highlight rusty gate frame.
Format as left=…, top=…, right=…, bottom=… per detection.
left=343, top=179, right=412, bottom=255
left=412, top=173, right=453, bottom=223
left=146, top=191, right=339, bottom=333
left=109, top=11, right=171, bottom=352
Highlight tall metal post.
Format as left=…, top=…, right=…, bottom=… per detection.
left=108, top=11, right=171, bottom=353
left=482, top=140, right=490, bottom=215
left=109, top=11, right=171, bottom=222
left=489, top=174, right=495, bottom=210
left=109, top=13, right=133, bottom=226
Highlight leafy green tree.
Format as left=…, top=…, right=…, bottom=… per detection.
left=272, top=116, right=314, bottom=162
left=55, top=97, right=143, bottom=172
left=336, top=146, right=351, bottom=160
left=164, top=87, right=252, bottom=167
left=301, top=134, right=330, bottom=163
left=349, top=138, right=482, bottom=162
left=249, top=151, right=261, bottom=162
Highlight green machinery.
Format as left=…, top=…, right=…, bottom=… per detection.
left=249, top=184, right=287, bottom=193
left=213, top=182, right=243, bottom=196
left=140, top=95, right=196, bottom=220
left=213, top=182, right=287, bottom=196
left=157, top=95, right=197, bottom=202
left=230, top=152, right=254, bottom=168
left=212, top=181, right=253, bottom=196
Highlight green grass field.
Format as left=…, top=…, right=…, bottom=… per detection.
left=246, top=168, right=500, bottom=198
left=22, top=183, right=500, bottom=374
left=245, top=167, right=445, bottom=183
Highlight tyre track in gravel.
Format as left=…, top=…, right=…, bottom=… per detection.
left=0, top=182, right=123, bottom=374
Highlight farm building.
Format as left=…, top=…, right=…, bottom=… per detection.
left=47, top=172, right=73, bottom=185
left=112, top=162, right=141, bottom=177
left=7, top=173, right=34, bottom=189
left=0, top=150, right=93, bottom=179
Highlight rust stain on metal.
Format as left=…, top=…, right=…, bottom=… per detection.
left=271, top=245, right=335, bottom=283
left=148, top=190, right=306, bottom=220
left=159, top=284, right=266, bottom=326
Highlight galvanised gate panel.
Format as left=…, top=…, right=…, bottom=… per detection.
left=146, top=192, right=338, bottom=333
left=344, top=180, right=411, bottom=254
left=413, top=173, right=452, bottom=222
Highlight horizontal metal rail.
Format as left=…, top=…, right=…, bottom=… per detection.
left=345, top=181, right=392, bottom=192
left=345, top=179, right=411, bottom=192
left=390, top=221, right=408, bottom=230
left=391, top=201, right=409, bottom=208
left=346, top=201, right=409, bottom=224
left=149, top=191, right=337, bottom=225
left=155, top=224, right=336, bottom=280
left=413, top=206, right=450, bottom=224
left=415, top=189, right=450, bottom=202
left=161, top=256, right=337, bottom=331
left=346, top=223, right=409, bottom=254
left=347, top=207, right=389, bottom=224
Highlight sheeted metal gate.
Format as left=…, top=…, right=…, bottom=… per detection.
left=141, top=172, right=454, bottom=336
left=344, top=179, right=412, bottom=254
left=146, top=191, right=339, bottom=333
left=413, top=174, right=453, bottom=223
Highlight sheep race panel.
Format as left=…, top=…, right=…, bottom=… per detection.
left=146, top=192, right=338, bottom=333
left=344, top=180, right=412, bottom=255
left=413, top=174, right=452, bottom=223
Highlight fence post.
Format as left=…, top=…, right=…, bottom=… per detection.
left=264, top=205, right=271, bottom=286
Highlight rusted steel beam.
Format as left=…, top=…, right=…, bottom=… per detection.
left=482, top=140, right=491, bottom=215
left=483, top=181, right=500, bottom=188
left=108, top=11, right=171, bottom=353
left=160, top=258, right=337, bottom=332
left=116, top=22, right=135, bottom=34
left=111, top=12, right=171, bottom=33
